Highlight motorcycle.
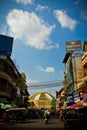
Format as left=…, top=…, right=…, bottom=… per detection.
left=44, top=117, right=48, bottom=124
left=43, top=112, right=49, bottom=124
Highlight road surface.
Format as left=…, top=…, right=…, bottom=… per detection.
left=0, top=117, right=65, bottom=129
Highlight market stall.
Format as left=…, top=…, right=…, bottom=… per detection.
left=63, top=103, right=87, bottom=128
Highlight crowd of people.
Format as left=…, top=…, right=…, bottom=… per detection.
left=0, top=105, right=64, bottom=126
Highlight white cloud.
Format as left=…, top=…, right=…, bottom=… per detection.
left=26, top=79, right=38, bottom=85
left=54, top=10, right=77, bottom=30
left=37, top=66, right=55, bottom=73
left=80, top=12, right=87, bottom=21
left=26, top=79, right=40, bottom=90
left=6, top=9, right=56, bottom=50
left=74, top=0, right=80, bottom=5
left=15, top=0, right=34, bottom=5
left=36, top=4, right=48, bottom=11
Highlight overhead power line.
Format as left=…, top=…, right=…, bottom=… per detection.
left=27, top=80, right=64, bottom=89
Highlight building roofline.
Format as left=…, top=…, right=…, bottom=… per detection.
left=63, top=53, right=71, bottom=63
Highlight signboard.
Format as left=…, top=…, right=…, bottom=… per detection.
left=0, top=34, right=13, bottom=57
left=74, top=92, right=80, bottom=102
left=67, top=95, right=74, bottom=103
left=66, top=40, right=82, bottom=53
left=82, top=88, right=87, bottom=100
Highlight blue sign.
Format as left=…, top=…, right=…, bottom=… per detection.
left=0, top=34, right=13, bottom=57
left=67, top=95, right=74, bottom=103
left=74, top=92, right=80, bottom=102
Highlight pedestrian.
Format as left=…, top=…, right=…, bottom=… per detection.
left=43, top=110, right=50, bottom=122
left=2, top=110, right=7, bottom=123
left=59, top=109, right=63, bottom=120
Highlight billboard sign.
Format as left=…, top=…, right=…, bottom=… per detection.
left=66, top=40, right=82, bottom=53
left=0, top=34, right=13, bottom=57
left=67, top=94, right=74, bottom=106
left=74, top=92, right=80, bottom=102
left=82, top=88, right=87, bottom=100
left=67, top=95, right=74, bottom=103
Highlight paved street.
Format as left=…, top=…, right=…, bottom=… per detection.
left=0, top=117, right=65, bottom=129
left=15, top=118, right=64, bottom=128
left=1, top=117, right=86, bottom=130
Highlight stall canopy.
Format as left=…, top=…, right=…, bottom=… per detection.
left=0, top=103, right=17, bottom=109
left=67, top=100, right=87, bottom=109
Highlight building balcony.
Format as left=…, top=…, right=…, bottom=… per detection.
left=0, top=71, right=16, bottom=87
left=82, top=53, right=87, bottom=66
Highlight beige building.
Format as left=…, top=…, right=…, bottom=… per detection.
left=28, top=92, right=56, bottom=112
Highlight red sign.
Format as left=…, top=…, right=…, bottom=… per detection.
left=82, top=88, right=87, bottom=99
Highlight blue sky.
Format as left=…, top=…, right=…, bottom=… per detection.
left=0, top=0, right=87, bottom=95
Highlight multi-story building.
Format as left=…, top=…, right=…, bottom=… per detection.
left=0, top=34, right=29, bottom=106
left=62, top=40, right=84, bottom=106
left=0, top=55, right=20, bottom=104
left=78, top=41, right=87, bottom=102
left=63, top=52, right=84, bottom=106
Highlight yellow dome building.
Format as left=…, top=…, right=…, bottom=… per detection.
left=28, top=92, right=56, bottom=112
